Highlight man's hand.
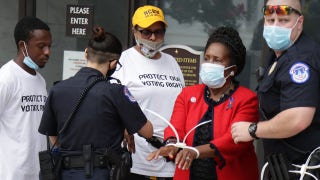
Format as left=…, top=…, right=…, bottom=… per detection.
left=231, top=121, right=254, bottom=144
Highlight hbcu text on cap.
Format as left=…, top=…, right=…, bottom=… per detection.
left=144, top=9, right=161, bottom=17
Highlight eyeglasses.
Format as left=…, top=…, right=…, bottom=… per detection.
left=136, top=28, right=166, bottom=39
left=263, top=5, right=301, bottom=16
left=108, top=59, right=122, bottom=71
left=115, top=61, right=122, bottom=71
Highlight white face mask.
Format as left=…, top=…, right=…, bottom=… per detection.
left=199, top=63, right=235, bottom=88
left=135, top=37, right=164, bottom=58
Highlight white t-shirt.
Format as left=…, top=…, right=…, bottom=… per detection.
left=112, top=47, right=185, bottom=177
left=0, top=60, right=47, bottom=180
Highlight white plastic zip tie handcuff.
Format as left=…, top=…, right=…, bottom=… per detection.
left=145, top=109, right=212, bottom=159
left=260, top=146, right=320, bottom=180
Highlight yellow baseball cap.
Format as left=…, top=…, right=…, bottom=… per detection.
left=132, top=5, right=168, bottom=28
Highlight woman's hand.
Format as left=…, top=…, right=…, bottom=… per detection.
left=147, top=146, right=179, bottom=161
left=175, top=148, right=197, bottom=170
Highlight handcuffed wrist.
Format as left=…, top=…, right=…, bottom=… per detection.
left=163, top=137, right=177, bottom=146
left=185, top=146, right=200, bottom=159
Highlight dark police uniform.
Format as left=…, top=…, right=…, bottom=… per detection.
left=39, top=67, right=148, bottom=180
left=258, top=32, right=320, bottom=164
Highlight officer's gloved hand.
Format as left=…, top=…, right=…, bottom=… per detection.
left=146, top=136, right=163, bottom=149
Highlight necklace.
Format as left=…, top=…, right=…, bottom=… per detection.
left=206, top=82, right=233, bottom=102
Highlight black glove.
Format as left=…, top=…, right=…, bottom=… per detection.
left=146, top=136, right=163, bottom=149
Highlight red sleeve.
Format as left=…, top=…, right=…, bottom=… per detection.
left=212, top=88, right=258, bottom=165
left=164, top=90, right=187, bottom=142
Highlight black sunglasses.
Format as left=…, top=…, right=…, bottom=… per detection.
left=136, top=28, right=166, bottom=39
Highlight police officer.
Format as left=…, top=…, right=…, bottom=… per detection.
left=231, top=0, right=320, bottom=179
left=38, top=26, right=153, bottom=180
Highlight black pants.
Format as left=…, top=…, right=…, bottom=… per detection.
left=61, top=168, right=110, bottom=180
left=128, top=172, right=173, bottom=180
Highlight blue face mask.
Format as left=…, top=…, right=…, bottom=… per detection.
left=22, top=42, right=39, bottom=70
left=199, top=63, right=234, bottom=89
left=23, top=56, right=39, bottom=70
left=263, top=18, right=299, bottom=51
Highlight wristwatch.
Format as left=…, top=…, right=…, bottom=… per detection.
left=248, top=122, right=259, bottom=139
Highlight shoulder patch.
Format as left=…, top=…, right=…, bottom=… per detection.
left=123, top=86, right=136, bottom=102
left=289, top=62, right=310, bottom=84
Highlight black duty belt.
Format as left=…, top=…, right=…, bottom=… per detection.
left=62, top=154, right=108, bottom=169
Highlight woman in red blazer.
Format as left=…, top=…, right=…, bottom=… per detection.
left=148, top=27, right=259, bottom=180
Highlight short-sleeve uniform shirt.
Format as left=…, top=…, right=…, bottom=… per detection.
left=258, top=32, right=320, bottom=163
left=39, top=67, right=147, bottom=151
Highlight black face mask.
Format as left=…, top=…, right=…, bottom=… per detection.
left=106, top=67, right=116, bottom=77
left=107, top=60, right=117, bottom=76
left=107, top=60, right=121, bottom=77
